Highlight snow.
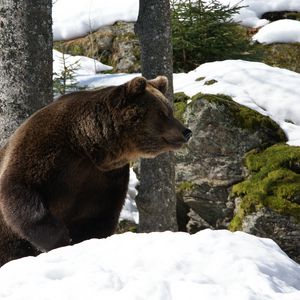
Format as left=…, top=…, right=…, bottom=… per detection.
left=174, top=60, right=300, bottom=145
left=53, top=0, right=139, bottom=41
left=252, top=19, right=300, bottom=44
left=218, top=0, right=300, bottom=28
left=53, top=49, right=112, bottom=76
left=52, top=0, right=300, bottom=42
left=120, top=168, right=139, bottom=224
left=0, top=230, right=299, bottom=300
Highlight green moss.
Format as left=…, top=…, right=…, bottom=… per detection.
left=173, top=92, right=191, bottom=122
left=192, top=92, right=233, bottom=103
left=174, top=92, right=190, bottom=103
left=262, top=43, right=300, bottom=73
left=229, top=144, right=300, bottom=230
left=204, top=79, right=218, bottom=85
left=191, top=93, right=287, bottom=141
left=116, top=220, right=137, bottom=233
left=195, top=76, right=205, bottom=82
left=286, top=12, right=300, bottom=21
left=177, top=181, right=195, bottom=193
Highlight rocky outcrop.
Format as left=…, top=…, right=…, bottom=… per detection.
left=229, top=144, right=300, bottom=262
left=239, top=208, right=300, bottom=263
left=261, top=11, right=300, bottom=22
left=54, top=21, right=140, bottom=73
left=174, top=93, right=300, bottom=263
left=262, top=44, right=300, bottom=74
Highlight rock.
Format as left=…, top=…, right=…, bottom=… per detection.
left=110, top=22, right=140, bottom=73
left=54, top=21, right=140, bottom=73
left=261, top=11, right=300, bottom=22
left=229, top=144, right=300, bottom=263
left=175, top=92, right=287, bottom=232
left=241, top=208, right=300, bottom=263
left=262, top=44, right=300, bottom=74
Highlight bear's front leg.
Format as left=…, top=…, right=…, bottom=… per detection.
left=0, top=181, right=70, bottom=252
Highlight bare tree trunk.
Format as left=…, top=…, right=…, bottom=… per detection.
left=0, top=0, right=53, bottom=147
left=135, top=0, right=178, bottom=232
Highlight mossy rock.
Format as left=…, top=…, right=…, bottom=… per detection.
left=229, top=144, right=300, bottom=230
left=262, top=43, right=300, bottom=73
left=173, top=92, right=191, bottom=123
left=204, top=79, right=217, bottom=85
left=191, top=93, right=287, bottom=142
left=54, top=21, right=140, bottom=73
left=116, top=220, right=137, bottom=234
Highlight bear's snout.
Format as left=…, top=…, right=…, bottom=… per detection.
left=183, top=128, right=192, bottom=142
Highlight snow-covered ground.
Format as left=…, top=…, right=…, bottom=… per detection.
left=1, top=230, right=299, bottom=300
left=53, top=49, right=112, bottom=76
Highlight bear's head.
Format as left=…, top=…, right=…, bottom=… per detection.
left=116, top=76, right=192, bottom=159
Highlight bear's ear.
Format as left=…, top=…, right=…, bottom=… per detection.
left=148, top=76, right=168, bottom=95
left=125, top=76, right=147, bottom=97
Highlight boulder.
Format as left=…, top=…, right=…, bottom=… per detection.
left=230, top=144, right=300, bottom=262
left=175, top=92, right=300, bottom=262
left=175, top=92, right=286, bottom=230
left=262, top=43, right=300, bottom=74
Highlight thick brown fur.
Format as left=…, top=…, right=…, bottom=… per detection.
left=0, top=76, right=190, bottom=267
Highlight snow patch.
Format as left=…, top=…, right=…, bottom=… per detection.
left=53, top=0, right=139, bottom=41
left=218, top=0, right=300, bottom=28
left=253, top=19, right=300, bottom=44
left=0, top=230, right=299, bottom=300
left=53, top=49, right=113, bottom=77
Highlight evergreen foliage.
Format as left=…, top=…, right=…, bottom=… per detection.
left=53, top=50, right=81, bottom=95
left=171, top=0, right=261, bottom=72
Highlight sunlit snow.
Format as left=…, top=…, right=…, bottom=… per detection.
left=52, top=0, right=300, bottom=41
left=53, top=0, right=139, bottom=41
left=1, top=230, right=299, bottom=300
left=53, top=49, right=112, bottom=76
left=218, top=0, right=300, bottom=28
left=252, top=19, right=300, bottom=44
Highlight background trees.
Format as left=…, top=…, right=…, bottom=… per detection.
left=0, top=0, right=53, bottom=147
left=171, top=0, right=261, bottom=72
left=135, top=0, right=178, bottom=232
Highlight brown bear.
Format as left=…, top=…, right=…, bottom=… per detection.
left=0, top=76, right=192, bottom=266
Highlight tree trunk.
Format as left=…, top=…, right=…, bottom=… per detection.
left=0, top=0, right=53, bottom=147
left=135, top=0, right=178, bottom=232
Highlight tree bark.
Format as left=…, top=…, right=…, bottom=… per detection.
left=135, top=0, right=178, bottom=232
left=0, top=0, right=53, bottom=147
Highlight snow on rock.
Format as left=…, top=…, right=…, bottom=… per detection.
left=53, top=0, right=139, bottom=41
left=0, top=230, right=299, bottom=300
left=53, top=50, right=113, bottom=77
left=252, top=19, right=300, bottom=44
left=218, top=0, right=300, bottom=28
left=173, top=60, right=300, bottom=146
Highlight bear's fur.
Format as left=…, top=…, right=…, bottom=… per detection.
left=0, top=76, right=191, bottom=266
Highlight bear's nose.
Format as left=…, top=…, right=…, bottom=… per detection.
left=183, top=128, right=192, bottom=142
